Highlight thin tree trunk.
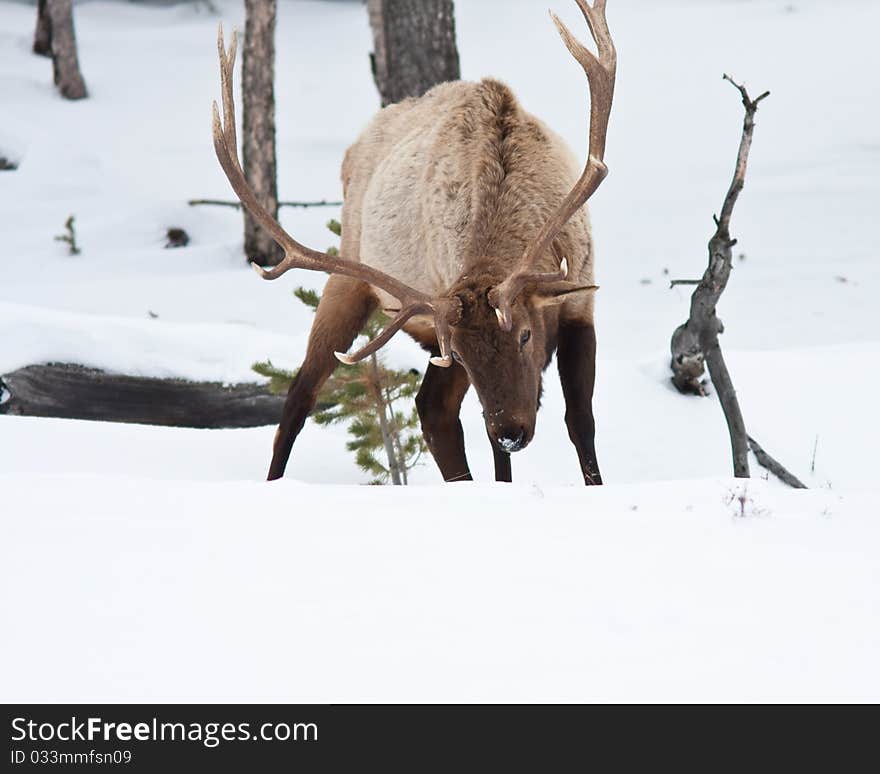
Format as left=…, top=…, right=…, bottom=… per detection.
left=704, top=327, right=750, bottom=477
left=242, top=0, right=283, bottom=266
left=33, top=0, right=52, bottom=56
left=369, top=354, right=402, bottom=485
left=670, top=76, right=770, bottom=479
left=384, top=382, right=408, bottom=484
left=46, top=0, right=88, bottom=100
left=368, top=0, right=460, bottom=107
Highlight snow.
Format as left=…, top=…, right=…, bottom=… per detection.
left=2, top=471, right=878, bottom=702
left=1, top=0, right=879, bottom=701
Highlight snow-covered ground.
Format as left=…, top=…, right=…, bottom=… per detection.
left=1, top=0, right=878, bottom=701
left=3, top=474, right=878, bottom=702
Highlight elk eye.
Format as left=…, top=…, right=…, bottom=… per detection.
left=451, top=350, right=463, bottom=364
left=519, top=329, right=531, bottom=347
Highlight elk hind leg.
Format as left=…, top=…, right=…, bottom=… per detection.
left=267, top=275, right=376, bottom=481
left=557, top=320, right=603, bottom=485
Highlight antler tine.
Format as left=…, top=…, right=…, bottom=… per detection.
left=336, top=295, right=460, bottom=367
left=488, top=1, right=616, bottom=329
left=556, top=0, right=616, bottom=161
left=212, top=27, right=320, bottom=276
left=335, top=303, right=432, bottom=365
left=212, top=25, right=457, bottom=366
left=217, top=25, right=238, bottom=160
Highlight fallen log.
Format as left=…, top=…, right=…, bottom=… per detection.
left=0, top=363, right=283, bottom=429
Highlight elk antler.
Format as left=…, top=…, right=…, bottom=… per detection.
left=488, top=0, right=617, bottom=331
left=212, top=26, right=459, bottom=367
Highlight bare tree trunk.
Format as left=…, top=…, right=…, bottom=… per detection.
left=384, top=382, right=408, bottom=484
left=368, top=0, right=460, bottom=107
left=670, top=76, right=770, bottom=479
left=33, top=0, right=52, bottom=57
left=242, top=0, right=283, bottom=266
left=45, top=0, right=88, bottom=100
left=369, top=354, right=403, bottom=485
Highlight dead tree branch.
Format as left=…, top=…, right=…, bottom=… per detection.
left=670, top=75, right=770, bottom=479
left=747, top=435, right=807, bottom=489
left=188, top=198, right=342, bottom=209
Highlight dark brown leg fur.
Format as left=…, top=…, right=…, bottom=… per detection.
left=557, top=321, right=602, bottom=486
left=415, top=360, right=473, bottom=482
left=267, top=275, right=376, bottom=481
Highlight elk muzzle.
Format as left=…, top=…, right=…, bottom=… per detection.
left=487, top=419, right=532, bottom=454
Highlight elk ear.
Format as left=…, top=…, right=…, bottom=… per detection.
left=530, top=281, right=599, bottom=308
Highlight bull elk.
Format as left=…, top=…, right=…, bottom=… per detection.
left=212, top=0, right=617, bottom=484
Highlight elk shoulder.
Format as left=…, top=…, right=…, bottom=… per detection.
left=341, top=79, right=595, bottom=319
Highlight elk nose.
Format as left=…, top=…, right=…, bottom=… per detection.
left=495, top=427, right=526, bottom=453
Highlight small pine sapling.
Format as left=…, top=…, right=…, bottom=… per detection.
left=54, top=215, right=80, bottom=255
left=252, top=221, right=427, bottom=484
left=251, top=359, right=296, bottom=396
left=325, top=219, right=341, bottom=257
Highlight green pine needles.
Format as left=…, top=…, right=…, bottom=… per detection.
left=252, top=221, right=427, bottom=485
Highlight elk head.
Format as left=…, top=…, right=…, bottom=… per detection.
left=211, top=0, right=615, bottom=456
left=443, top=263, right=598, bottom=452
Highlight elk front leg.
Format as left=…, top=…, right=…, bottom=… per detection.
left=415, top=359, right=473, bottom=482
left=267, top=275, right=376, bottom=481
left=557, top=321, right=602, bottom=485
